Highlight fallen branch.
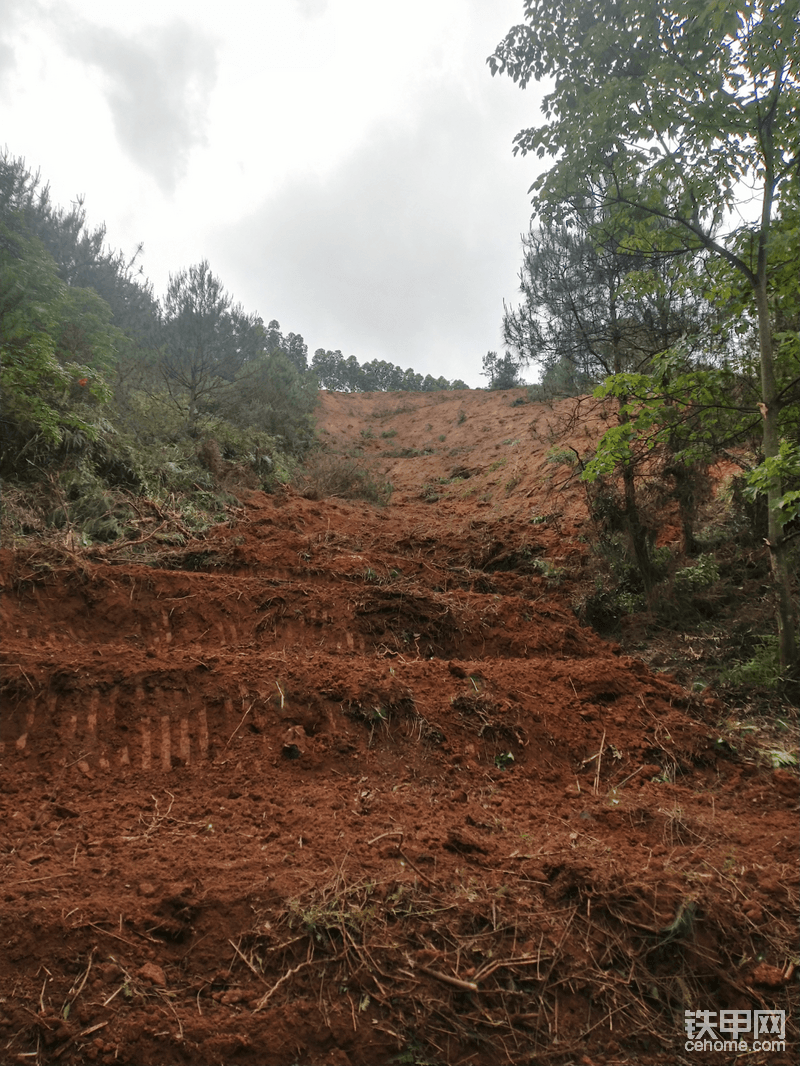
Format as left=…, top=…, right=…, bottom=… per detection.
left=405, top=956, right=478, bottom=993
left=251, top=959, right=318, bottom=1012
left=228, top=938, right=268, bottom=986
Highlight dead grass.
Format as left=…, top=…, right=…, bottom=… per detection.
left=295, top=450, right=392, bottom=505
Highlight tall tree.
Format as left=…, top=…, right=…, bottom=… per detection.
left=311, top=349, right=348, bottom=391
left=265, top=320, right=309, bottom=373
left=0, top=151, right=160, bottom=353
left=504, top=216, right=714, bottom=386
left=0, top=225, right=115, bottom=474
left=490, top=0, right=800, bottom=669
left=481, top=351, right=525, bottom=389
left=160, top=261, right=261, bottom=435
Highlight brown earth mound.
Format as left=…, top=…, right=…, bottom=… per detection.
left=1, top=389, right=797, bottom=1066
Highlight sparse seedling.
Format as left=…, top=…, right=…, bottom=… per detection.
left=545, top=446, right=578, bottom=466
left=764, top=748, right=798, bottom=768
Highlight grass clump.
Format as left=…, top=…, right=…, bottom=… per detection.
left=295, top=450, right=392, bottom=505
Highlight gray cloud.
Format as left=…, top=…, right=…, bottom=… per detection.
left=0, top=39, right=15, bottom=87
left=213, top=85, right=534, bottom=384
left=293, top=0, right=328, bottom=18
left=59, top=19, right=217, bottom=194
left=0, top=0, right=29, bottom=88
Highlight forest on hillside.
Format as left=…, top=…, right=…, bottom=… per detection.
left=0, top=152, right=467, bottom=538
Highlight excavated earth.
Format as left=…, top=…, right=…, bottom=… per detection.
left=1, top=389, right=797, bottom=1066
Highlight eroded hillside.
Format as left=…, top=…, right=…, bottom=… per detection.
left=1, top=389, right=797, bottom=1066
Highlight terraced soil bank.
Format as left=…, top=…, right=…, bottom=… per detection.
left=1, top=390, right=797, bottom=1065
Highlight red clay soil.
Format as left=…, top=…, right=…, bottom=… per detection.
left=1, top=390, right=797, bottom=1066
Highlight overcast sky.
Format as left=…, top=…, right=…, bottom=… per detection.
left=2, top=0, right=548, bottom=386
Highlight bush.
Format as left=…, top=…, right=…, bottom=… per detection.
left=673, top=554, right=720, bottom=591
left=295, top=450, right=392, bottom=505
left=577, top=585, right=644, bottom=633
left=545, top=446, right=579, bottom=466
left=725, top=637, right=783, bottom=688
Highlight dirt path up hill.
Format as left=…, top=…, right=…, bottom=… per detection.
left=1, top=388, right=797, bottom=1066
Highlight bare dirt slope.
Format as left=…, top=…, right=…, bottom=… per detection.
left=1, top=389, right=797, bottom=1066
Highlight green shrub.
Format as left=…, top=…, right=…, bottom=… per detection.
left=673, top=554, right=720, bottom=591
left=725, top=637, right=783, bottom=688
left=545, top=446, right=578, bottom=466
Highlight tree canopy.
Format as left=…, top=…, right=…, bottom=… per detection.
left=490, top=0, right=800, bottom=669
left=311, top=349, right=467, bottom=393
left=481, top=350, right=525, bottom=389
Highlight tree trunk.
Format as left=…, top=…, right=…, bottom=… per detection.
left=617, top=402, right=655, bottom=596
left=667, top=459, right=700, bottom=556
left=754, top=278, right=798, bottom=672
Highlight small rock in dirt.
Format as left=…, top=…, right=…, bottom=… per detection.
left=750, top=962, right=785, bottom=988
left=445, top=829, right=488, bottom=855
left=52, top=803, right=79, bottom=819
left=138, top=881, right=157, bottom=897
left=772, top=769, right=799, bottom=799
left=743, top=902, right=764, bottom=923
left=282, top=725, right=307, bottom=758
left=137, top=962, right=166, bottom=987
left=757, top=872, right=780, bottom=894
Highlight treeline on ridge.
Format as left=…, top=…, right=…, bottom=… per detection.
left=311, top=350, right=467, bottom=393
left=0, top=153, right=465, bottom=543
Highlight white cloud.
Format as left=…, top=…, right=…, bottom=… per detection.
left=212, top=80, right=537, bottom=382
left=293, top=0, right=328, bottom=17
left=0, top=0, right=29, bottom=87
left=1, top=0, right=546, bottom=386
left=57, top=17, right=218, bottom=194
